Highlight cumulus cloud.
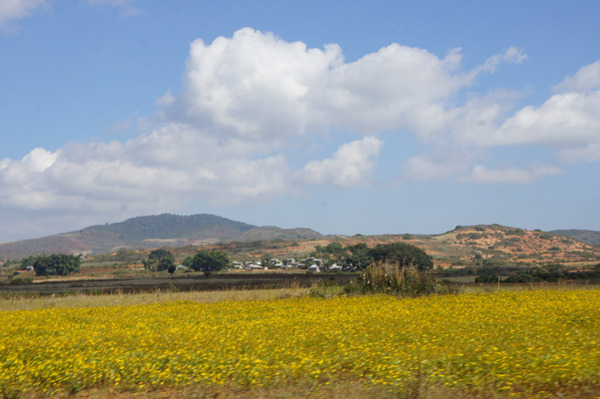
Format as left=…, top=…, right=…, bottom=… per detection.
left=161, top=28, right=525, bottom=142
left=465, top=164, right=565, bottom=184
left=405, top=58, right=600, bottom=182
left=0, top=0, right=46, bottom=27
left=295, top=137, right=383, bottom=187
left=467, top=61, right=600, bottom=165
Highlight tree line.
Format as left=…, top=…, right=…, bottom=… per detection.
left=313, top=241, right=433, bottom=271
left=144, top=248, right=229, bottom=276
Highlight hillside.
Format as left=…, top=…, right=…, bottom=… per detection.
left=0, top=214, right=256, bottom=259
left=424, top=225, right=600, bottom=266
left=228, top=224, right=600, bottom=268
left=549, top=229, right=600, bottom=247
left=1, top=218, right=599, bottom=268
left=195, top=225, right=600, bottom=270
left=232, top=226, right=324, bottom=242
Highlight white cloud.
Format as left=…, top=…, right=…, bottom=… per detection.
left=489, top=90, right=600, bottom=147
left=0, top=125, right=290, bottom=213
left=162, top=28, right=524, bottom=143
left=402, top=59, right=600, bottom=182
left=0, top=0, right=46, bottom=27
left=474, top=46, right=527, bottom=75
left=466, top=164, right=565, bottom=184
left=553, top=60, right=600, bottom=93
left=559, top=143, right=600, bottom=163
left=295, top=136, right=383, bottom=187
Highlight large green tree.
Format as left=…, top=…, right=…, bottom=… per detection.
left=33, top=254, right=81, bottom=276
left=190, top=250, right=229, bottom=276
left=369, top=242, right=433, bottom=271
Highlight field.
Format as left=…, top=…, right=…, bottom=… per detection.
left=0, top=272, right=356, bottom=295
left=1, top=288, right=599, bottom=398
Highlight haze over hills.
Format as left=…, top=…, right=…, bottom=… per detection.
left=0, top=214, right=324, bottom=260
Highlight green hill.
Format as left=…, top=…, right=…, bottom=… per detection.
left=82, top=214, right=255, bottom=243
left=0, top=214, right=256, bottom=259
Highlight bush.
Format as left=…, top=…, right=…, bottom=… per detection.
left=309, top=281, right=346, bottom=298
left=8, top=277, right=33, bottom=285
left=354, top=262, right=437, bottom=297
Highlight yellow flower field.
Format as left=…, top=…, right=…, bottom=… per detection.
left=1, top=289, right=599, bottom=397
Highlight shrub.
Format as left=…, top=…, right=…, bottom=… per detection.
left=9, top=277, right=33, bottom=285
left=309, top=281, right=346, bottom=298
left=354, top=262, right=437, bottom=296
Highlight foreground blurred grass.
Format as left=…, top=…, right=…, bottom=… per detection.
left=0, top=286, right=308, bottom=312
left=1, top=289, right=599, bottom=398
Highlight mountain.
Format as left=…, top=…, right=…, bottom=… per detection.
left=548, top=229, right=600, bottom=247
left=0, top=214, right=257, bottom=259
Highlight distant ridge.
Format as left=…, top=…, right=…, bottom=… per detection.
left=549, top=229, right=600, bottom=247
left=233, top=226, right=324, bottom=242
left=0, top=214, right=257, bottom=259
left=82, top=214, right=255, bottom=243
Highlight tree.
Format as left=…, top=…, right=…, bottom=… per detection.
left=20, top=255, right=38, bottom=270
left=369, top=242, right=433, bottom=271
left=344, top=243, right=372, bottom=270
left=325, top=242, right=345, bottom=256
left=33, top=254, right=81, bottom=276
left=167, top=263, right=177, bottom=275
left=143, top=249, right=175, bottom=272
left=190, top=250, right=229, bottom=276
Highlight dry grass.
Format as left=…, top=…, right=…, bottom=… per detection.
left=0, top=286, right=308, bottom=312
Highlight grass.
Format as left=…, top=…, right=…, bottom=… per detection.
left=0, top=286, right=308, bottom=312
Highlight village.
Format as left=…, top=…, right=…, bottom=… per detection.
left=230, top=258, right=343, bottom=273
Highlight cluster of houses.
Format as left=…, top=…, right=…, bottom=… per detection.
left=230, top=258, right=343, bottom=273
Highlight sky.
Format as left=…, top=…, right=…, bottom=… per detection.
left=0, top=0, right=599, bottom=242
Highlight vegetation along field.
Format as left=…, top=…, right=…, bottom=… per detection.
left=1, top=287, right=599, bottom=398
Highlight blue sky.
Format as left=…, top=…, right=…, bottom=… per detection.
left=0, top=0, right=599, bottom=241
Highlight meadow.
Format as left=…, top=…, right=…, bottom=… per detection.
left=0, top=288, right=599, bottom=398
